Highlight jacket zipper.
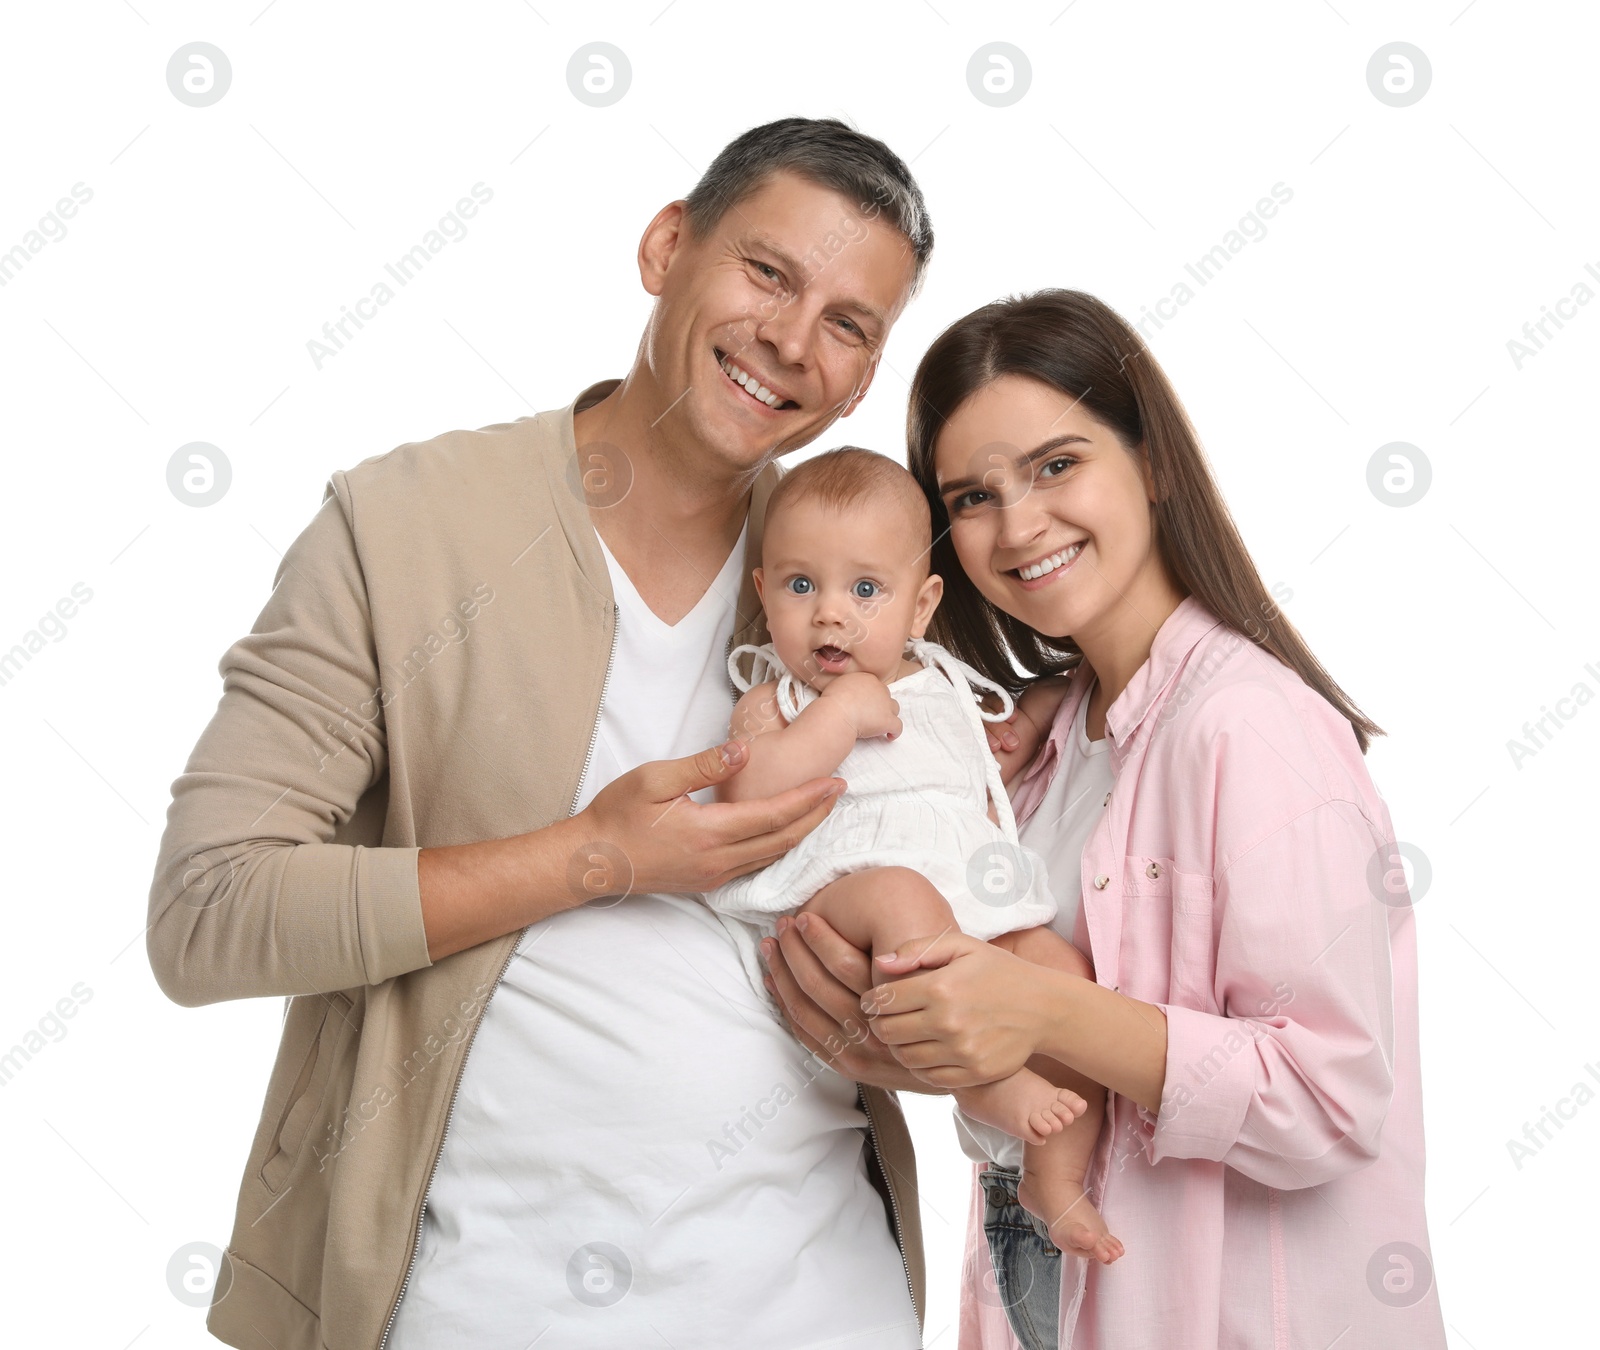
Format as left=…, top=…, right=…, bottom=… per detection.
left=569, top=602, right=618, bottom=821
left=376, top=602, right=618, bottom=1350
left=857, top=1085, right=917, bottom=1320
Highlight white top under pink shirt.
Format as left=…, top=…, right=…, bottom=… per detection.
left=955, top=690, right=1113, bottom=1172
left=960, top=597, right=1447, bottom=1350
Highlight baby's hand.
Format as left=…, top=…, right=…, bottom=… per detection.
left=821, top=671, right=903, bottom=741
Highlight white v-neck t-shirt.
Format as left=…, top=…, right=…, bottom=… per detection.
left=386, top=517, right=920, bottom=1350
left=955, top=690, right=1114, bottom=1170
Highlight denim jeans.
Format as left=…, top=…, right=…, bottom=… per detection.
left=977, top=1165, right=1060, bottom=1350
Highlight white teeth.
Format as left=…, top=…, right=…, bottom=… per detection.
left=1017, top=542, right=1085, bottom=581
left=720, top=355, right=783, bottom=408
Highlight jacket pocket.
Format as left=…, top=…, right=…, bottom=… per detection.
left=258, top=990, right=355, bottom=1194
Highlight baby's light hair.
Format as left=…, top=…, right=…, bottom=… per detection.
left=764, top=447, right=933, bottom=573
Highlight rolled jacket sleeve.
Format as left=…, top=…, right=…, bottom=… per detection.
left=1135, top=798, right=1397, bottom=1189
left=146, top=483, right=432, bottom=1006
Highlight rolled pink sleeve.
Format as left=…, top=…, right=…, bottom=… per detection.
left=1134, top=799, right=1396, bottom=1189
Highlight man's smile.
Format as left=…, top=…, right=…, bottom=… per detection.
left=715, top=347, right=799, bottom=411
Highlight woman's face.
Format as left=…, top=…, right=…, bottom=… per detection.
left=932, top=374, right=1171, bottom=656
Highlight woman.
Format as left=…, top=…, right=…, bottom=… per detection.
left=760, top=290, right=1446, bottom=1348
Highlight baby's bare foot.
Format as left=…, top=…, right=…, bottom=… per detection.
left=1017, top=1173, right=1125, bottom=1266
left=956, top=1069, right=1087, bottom=1147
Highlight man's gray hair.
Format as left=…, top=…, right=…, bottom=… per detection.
left=682, top=117, right=934, bottom=294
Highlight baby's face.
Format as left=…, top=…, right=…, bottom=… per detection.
left=755, top=496, right=942, bottom=690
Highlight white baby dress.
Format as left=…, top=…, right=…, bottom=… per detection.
left=703, top=636, right=1057, bottom=1012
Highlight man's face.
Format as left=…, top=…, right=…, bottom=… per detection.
left=639, top=171, right=919, bottom=470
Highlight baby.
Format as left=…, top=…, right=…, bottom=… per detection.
left=703, top=446, right=1123, bottom=1264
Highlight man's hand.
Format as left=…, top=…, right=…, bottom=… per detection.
left=419, top=738, right=844, bottom=962
left=577, top=740, right=845, bottom=896
left=818, top=671, right=902, bottom=741
left=760, top=912, right=948, bottom=1094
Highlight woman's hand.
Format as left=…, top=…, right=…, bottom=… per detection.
left=864, top=932, right=1055, bottom=1089
left=987, top=675, right=1074, bottom=787
left=988, top=716, right=1039, bottom=788
left=761, top=913, right=947, bottom=1094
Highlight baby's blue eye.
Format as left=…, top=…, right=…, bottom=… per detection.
left=785, top=576, right=814, bottom=595
left=853, top=580, right=881, bottom=600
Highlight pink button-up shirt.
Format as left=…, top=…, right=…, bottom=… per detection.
left=959, top=597, right=1446, bottom=1349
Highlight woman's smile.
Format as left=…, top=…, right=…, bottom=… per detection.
left=1006, top=540, right=1087, bottom=590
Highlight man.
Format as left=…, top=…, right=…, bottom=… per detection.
left=148, top=118, right=935, bottom=1348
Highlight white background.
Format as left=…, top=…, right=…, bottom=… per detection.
left=1, top=1, right=1596, bottom=1346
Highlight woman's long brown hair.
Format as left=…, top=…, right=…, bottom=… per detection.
left=905, top=288, right=1383, bottom=753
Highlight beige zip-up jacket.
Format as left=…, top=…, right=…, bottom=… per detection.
left=147, top=380, right=926, bottom=1349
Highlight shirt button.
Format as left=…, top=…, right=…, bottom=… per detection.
left=1102, top=791, right=1112, bottom=807
left=1146, top=862, right=1161, bottom=879
left=1094, top=874, right=1110, bottom=890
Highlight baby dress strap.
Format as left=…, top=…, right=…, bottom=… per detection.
left=726, top=642, right=814, bottom=724
left=729, top=637, right=1023, bottom=841
left=905, top=637, right=1023, bottom=843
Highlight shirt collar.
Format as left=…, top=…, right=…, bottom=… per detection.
left=1102, top=595, right=1224, bottom=756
